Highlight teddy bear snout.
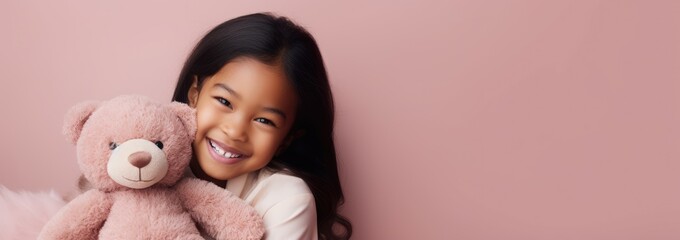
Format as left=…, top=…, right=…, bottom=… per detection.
left=128, top=151, right=152, bottom=168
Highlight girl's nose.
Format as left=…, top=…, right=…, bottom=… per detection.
left=222, top=116, right=248, bottom=142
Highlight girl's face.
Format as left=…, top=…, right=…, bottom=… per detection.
left=188, top=57, right=298, bottom=182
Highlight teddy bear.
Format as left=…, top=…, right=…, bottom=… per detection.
left=38, top=95, right=264, bottom=240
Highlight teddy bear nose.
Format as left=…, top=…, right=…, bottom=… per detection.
left=128, top=151, right=152, bottom=168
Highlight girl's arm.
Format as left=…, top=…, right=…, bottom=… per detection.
left=38, top=189, right=112, bottom=240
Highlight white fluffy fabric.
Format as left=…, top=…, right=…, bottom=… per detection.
left=0, top=186, right=67, bottom=240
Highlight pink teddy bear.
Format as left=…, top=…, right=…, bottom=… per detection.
left=38, top=95, right=264, bottom=240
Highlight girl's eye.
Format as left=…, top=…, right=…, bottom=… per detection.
left=255, top=118, right=276, bottom=127
left=214, top=97, right=232, bottom=108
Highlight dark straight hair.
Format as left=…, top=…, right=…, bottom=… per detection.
left=172, top=13, right=351, bottom=240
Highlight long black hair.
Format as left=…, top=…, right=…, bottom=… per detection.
left=172, top=13, right=352, bottom=240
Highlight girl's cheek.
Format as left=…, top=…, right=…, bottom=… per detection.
left=194, top=108, right=214, bottom=136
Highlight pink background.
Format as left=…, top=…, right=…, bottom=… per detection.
left=2, top=1, right=679, bottom=239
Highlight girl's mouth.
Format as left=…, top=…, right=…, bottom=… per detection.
left=207, top=138, right=247, bottom=164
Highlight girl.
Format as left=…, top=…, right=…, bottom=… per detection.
left=171, top=13, right=352, bottom=239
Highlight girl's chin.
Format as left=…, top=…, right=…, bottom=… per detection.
left=201, top=159, right=248, bottom=180
left=205, top=172, right=231, bottom=182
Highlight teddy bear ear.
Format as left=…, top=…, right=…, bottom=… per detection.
left=168, top=102, right=197, bottom=140
left=63, top=100, right=100, bottom=145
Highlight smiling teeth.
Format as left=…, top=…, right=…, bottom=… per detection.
left=209, top=140, right=242, bottom=158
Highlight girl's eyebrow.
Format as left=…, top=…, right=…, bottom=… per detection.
left=213, top=83, right=241, bottom=99
left=264, top=107, right=287, bottom=120
left=214, top=83, right=287, bottom=120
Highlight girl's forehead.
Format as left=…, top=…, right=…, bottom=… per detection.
left=204, top=58, right=298, bottom=110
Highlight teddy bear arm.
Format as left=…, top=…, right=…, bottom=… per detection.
left=38, top=189, right=112, bottom=240
left=175, top=178, right=265, bottom=240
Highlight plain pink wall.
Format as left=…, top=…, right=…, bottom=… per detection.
left=2, top=1, right=679, bottom=239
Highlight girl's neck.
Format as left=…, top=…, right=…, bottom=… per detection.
left=189, top=158, right=227, bottom=188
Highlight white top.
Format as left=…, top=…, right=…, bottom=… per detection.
left=186, top=168, right=318, bottom=240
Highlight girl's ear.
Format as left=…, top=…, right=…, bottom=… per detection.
left=168, top=102, right=197, bottom=140
left=63, top=101, right=100, bottom=145
left=187, top=76, right=199, bottom=108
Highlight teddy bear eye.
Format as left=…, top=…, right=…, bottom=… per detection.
left=109, top=142, right=118, bottom=150
left=154, top=141, right=164, bottom=149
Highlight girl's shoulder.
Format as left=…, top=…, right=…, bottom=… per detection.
left=235, top=168, right=315, bottom=212
left=249, top=169, right=319, bottom=239
left=250, top=168, right=313, bottom=198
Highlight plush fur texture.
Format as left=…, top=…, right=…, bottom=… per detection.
left=0, top=186, right=67, bottom=240
left=38, top=95, right=264, bottom=240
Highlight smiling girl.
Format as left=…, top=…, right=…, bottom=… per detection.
left=171, top=13, right=352, bottom=239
